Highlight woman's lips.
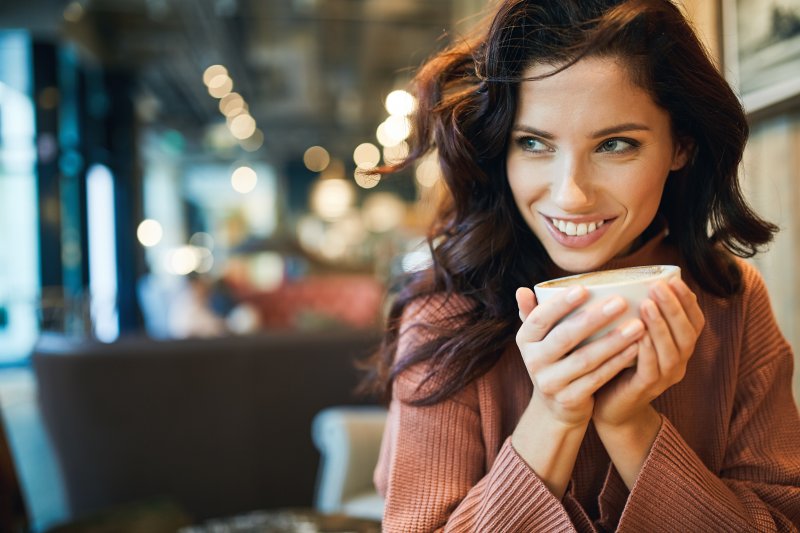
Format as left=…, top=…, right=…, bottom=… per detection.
left=543, top=215, right=614, bottom=248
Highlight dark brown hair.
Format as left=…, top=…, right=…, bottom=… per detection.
left=362, top=0, right=777, bottom=405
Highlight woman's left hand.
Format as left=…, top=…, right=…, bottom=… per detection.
left=593, top=277, right=705, bottom=429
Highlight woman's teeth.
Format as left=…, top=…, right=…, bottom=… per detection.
left=551, top=218, right=605, bottom=236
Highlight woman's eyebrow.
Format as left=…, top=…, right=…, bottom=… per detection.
left=589, top=123, right=651, bottom=138
left=511, top=125, right=555, bottom=139
left=512, top=123, right=651, bottom=140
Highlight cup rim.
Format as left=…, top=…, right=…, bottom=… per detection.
left=533, top=264, right=680, bottom=291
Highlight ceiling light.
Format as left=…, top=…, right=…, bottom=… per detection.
left=229, top=113, right=256, bottom=139
left=137, top=219, right=163, bottom=247
left=240, top=129, right=264, bottom=152
left=231, top=166, right=258, bottom=193
left=219, top=92, right=246, bottom=116
left=415, top=158, right=443, bottom=188
left=203, top=65, right=228, bottom=86
left=170, top=246, right=200, bottom=276
left=385, top=89, right=416, bottom=116
left=208, top=74, right=233, bottom=98
left=354, top=169, right=380, bottom=189
left=303, top=146, right=330, bottom=172
left=383, top=141, right=409, bottom=166
left=353, top=142, right=381, bottom=169
left=310, top=178, right=355, bottom=220
left=376, top=116, right=411, bottom=147
left=362, top=193, right=406, bottom=233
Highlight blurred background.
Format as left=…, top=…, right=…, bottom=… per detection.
left=0, top=0, right=490, bottom=349
left=0, top=0, right=798, bottom=531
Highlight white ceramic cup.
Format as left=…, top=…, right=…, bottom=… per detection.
left=532, top=265, right=681, bottom=345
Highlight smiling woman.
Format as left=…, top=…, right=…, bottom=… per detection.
left=359, top=1, right=800, bottom=531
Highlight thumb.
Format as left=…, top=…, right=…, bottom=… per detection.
left=515, top=287, right=536, bottom=322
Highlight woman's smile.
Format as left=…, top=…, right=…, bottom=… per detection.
left=543, top=215, right=614, bottom=248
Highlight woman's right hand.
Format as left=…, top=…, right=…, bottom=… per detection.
left=515, top=286, right=645, bottom=428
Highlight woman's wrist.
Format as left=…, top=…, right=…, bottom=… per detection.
left=511, top=397, right=589, bottom=499
left=594, top=406, right=662, bottom=489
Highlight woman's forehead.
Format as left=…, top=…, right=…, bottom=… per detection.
left=514, top=57, right=668, bottom=132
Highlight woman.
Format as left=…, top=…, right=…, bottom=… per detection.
left=363, top=0, right=800, bottom=531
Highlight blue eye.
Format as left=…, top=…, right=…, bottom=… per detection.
left=518, top=137, right=550, bottom=153
left=598, top=138, right=638, bottom=153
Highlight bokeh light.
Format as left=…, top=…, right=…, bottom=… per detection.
left=362, top=192, right=406, bottom=233
left=310, top=178, right=355, bottom=220
left=231, top=165, right=258, bottom=193
left=170, top=246, right=200, bottom=275
left=208, top=74, right=233, bottom=98
left=229, top=113, right=256, bottom=139
left=303, top=145, right=330, bottom=172
left=415, top=157, right=442, bottom=188
left=354, top=169, right=380, bottom=189
left=383, top=141, right=409, bottom=166
left=203, top=65, right=228, bottom=86
left=385, top=89, right=416, bottom=116
left=353, top=142, right=381, bottom=169
left=219, top=92, right=246, bottom=116
left=137, top=219, right=163, bottom=247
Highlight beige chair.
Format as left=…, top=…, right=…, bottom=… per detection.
left=311, top=406, right=387, bottom=522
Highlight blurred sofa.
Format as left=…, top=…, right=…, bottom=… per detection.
left=30, top=329, right=382, bottom=523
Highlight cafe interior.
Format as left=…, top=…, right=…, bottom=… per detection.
left=0, top=0, right=798, bottom=531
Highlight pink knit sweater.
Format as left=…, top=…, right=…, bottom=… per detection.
left=375, top=233, right=800, bottom=532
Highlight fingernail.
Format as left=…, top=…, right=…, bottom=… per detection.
left=518, top=311, right=526, bottom=322
left=603, top=296, right=625, bottom=316
left=566, top=286, right=584, bottom=303
left=642, top=299, right=658, bottom=320
left=668, top=277, right=686, bottom=294
left=653, top=282, right=669, bottom=301
left=620, top=319, right=644, bottom=338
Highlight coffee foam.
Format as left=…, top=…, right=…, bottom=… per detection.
left=538, top=265, right=666, bottom=289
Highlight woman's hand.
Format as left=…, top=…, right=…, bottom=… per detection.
left=591, top=277, right=705, bottom=488
left=515, top=285, right=645, bottom=429
left=593, top=277, right=705, bottom=427
left=513, top=285, right=644, bottom=497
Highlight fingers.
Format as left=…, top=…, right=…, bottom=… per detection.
left=515, top=287, right=536, bottom=322
left=539, top=295, right=634, bottom=357
left=633, top=332, right=659, bottom=387
left=649, top=281, right=701, bottom=356
left=516, top=286, right=587, bottom=344
left=537, top=319, right=644, bottom=393
left=668, top=277, right=705, bottom=333
left=550, top=343, right=639, bottom=407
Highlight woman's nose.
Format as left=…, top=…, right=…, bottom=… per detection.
left=551, top=156, right=593, bottom=211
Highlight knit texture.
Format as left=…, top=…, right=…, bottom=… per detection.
left=375, top=233, right=800, bottom=532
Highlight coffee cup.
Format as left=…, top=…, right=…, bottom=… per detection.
left=533, top=265, right=681, bottom=345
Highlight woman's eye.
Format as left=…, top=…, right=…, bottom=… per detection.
left=518, top=137, right=550, bottom=153
left=598, top=138, right=638, bottom=153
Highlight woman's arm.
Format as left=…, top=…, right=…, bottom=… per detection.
left=595, top=267, right=800, bottom=532
left=379, top=292, right=626, bottom=532
left=512, top=285, right=641, bottom=498
left=592, top=276, right=705, bottom=487
left=378, top=371, right=586, bottom=533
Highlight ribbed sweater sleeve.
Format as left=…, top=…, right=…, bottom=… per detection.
left=377, top=295, right=584, bottom=532
left=616, top=264, right=800, bottom=532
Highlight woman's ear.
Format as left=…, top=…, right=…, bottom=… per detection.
left=670, top=139, right=694, bottom=171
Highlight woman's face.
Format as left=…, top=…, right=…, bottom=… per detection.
left=506, top=56, right=688, bottom=273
